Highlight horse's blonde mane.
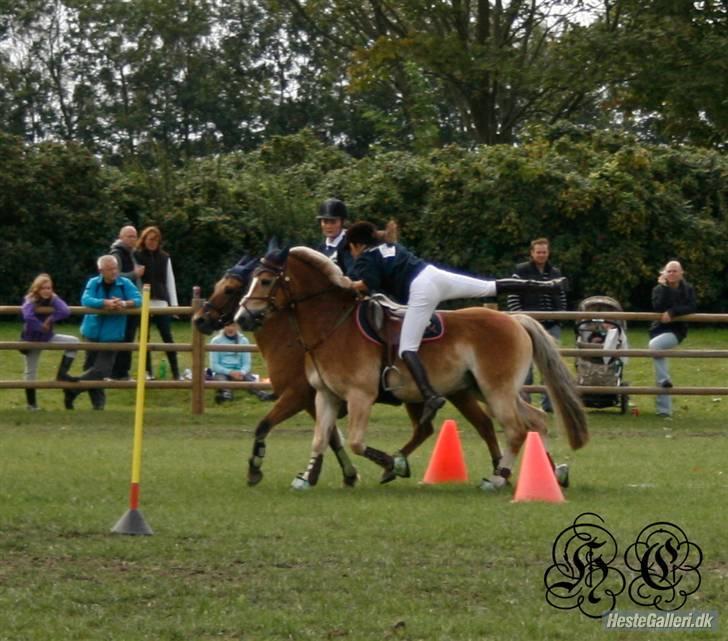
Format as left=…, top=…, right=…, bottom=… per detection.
left=289, top=247, right=353, bottom=289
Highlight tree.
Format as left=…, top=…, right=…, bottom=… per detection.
left=597, top=0, right=728, bottom=148
left=280, top=0, right=613, bottom=146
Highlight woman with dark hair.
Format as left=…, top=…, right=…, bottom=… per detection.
left=345, top=221, right=566, bottom=425
left=21, top=273, right=80, bottom=410
left=134, top=226, right=181, bottom=380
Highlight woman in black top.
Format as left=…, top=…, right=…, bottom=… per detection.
left=135, top=226, right=181, bottom=380
left=648, top=260, right=697, bottom=417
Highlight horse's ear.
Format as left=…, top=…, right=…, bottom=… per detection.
left=239, top=257, right=259, bottom=277
left=236, top=254, right=251, bottom=266
left=267, top=236, right=280, bottom=252
left=263, top=245, right=290, bottom=268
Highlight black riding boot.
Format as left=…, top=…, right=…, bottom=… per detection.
left=25, top=388, right=38, bottom=410
left=56, top=355, right=80, bottom=382
left=401, top=351, right=446, bottom=426
left=495, top=277, right=567, bottom=295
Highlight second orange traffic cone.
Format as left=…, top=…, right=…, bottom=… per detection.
left=513, top=431, right=565, bottom=503
left=422, top=419, right=468, bottom=484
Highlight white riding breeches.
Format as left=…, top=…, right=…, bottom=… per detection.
left=399, top=264, right=496, bottom=355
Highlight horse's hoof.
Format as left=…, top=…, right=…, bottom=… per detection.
left=343, top=472, right=359, bottom=488
left=291, top=475, right=312, bottom=490
left=380, top=468, right=397, bottom=484
left=393, top=452, right=411, bottom=478
left=479, top=475, right=507, bottom=492
left=555, top=464, right=569, bottom=488
left=247, top=468, right=263, bottom=486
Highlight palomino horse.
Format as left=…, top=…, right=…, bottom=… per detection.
left=193, top=257, right=504, bottom=488
left=235, top=247, right=588, bottom=489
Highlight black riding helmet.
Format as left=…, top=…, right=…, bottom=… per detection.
left=316, top=198, right=348, bottom=221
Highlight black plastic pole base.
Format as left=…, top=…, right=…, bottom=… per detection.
left=111, top=508, right=154, bottom=536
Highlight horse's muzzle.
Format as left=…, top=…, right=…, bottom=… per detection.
left=235, top=306, right=265, bottom=331
left=193, top=314, right=217, bottom=335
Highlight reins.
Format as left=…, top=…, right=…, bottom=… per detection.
left=276, top=269, right=356, bottom=353
left=249, top=261, right=357, bottom=388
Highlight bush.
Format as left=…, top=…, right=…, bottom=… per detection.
left=1, top=128, right=726, bottom=311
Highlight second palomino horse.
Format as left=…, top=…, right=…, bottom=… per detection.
left=193, top=256, right=505, bottom=488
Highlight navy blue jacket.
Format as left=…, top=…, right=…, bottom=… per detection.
left=316, top=238, right=354, bottom=275
left=349, top=243, right=426, bottom=304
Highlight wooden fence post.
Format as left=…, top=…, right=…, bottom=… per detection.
left=190, top=286, right=205, bottom=414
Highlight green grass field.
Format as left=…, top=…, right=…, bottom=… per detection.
left=1, top=321, right=726, bottom=640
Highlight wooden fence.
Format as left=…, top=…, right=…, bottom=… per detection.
left=2, top=296, right=728, bottom=414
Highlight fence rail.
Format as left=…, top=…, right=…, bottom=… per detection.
left=3, top=298, right=728, bottom=413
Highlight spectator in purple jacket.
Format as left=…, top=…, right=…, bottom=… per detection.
left=21, top=273, right=80, bottom=410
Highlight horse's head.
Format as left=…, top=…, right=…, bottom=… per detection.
left=234, top=246, right=354, bottom=331
left=234, top=248, right=290, bottom=331
left=193, top=256, right=259, bottom=334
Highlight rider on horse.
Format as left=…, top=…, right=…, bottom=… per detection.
left=345, top=221, right=568, bottom=426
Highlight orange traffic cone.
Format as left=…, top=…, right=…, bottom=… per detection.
left=513, top=431, right=565, bottom=503
left=422, top=419, right=468, bottom=484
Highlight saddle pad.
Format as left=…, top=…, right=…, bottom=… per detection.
left=356, top=300, right=445, bottom=346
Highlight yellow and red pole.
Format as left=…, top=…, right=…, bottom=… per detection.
left=112, top=284, right=153, bottom=535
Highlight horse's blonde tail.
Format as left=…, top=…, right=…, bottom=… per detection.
left=515, top=314, right=589, bottom=450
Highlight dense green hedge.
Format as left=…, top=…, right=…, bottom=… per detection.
left=2, top=127, right=726, bottom=312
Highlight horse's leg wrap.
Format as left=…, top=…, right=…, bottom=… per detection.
left=295, top=454, right=324, bottom=487
left=247, top=439, right=266, bottom=486
left=329, top=427, right=358, bottom=487
left=248, top=418, right=275, bottom=486
left=381, top=450, right=411, bottom=484
left=491, top=455, right=502, bottom=473
left=480, top=466, right=511, bottom=491
left=363, top=446, right=395, bottom=475
left=495, top=467, right=512, bottom=481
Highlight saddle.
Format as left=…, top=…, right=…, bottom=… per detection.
left=356, top=294, right=445, bottom=403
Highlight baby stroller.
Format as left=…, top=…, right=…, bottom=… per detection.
left=574, top=296, right=629, bottom=414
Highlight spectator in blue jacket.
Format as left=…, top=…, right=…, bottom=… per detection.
left=209, top=322, right=274, bottom=403
left=65, top=255, right=141, bottom=410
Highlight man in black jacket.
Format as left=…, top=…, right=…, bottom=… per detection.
left=507, top=237, right=567, bottom=412
left=109, top=225, right=144, bottom=380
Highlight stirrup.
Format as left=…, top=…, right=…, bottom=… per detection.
left=381, top=365, right=404, bottom=392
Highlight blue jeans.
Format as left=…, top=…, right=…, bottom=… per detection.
left=649, top=331, right=679, bottom=416
left=524, top=324, right=561, bottom=412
